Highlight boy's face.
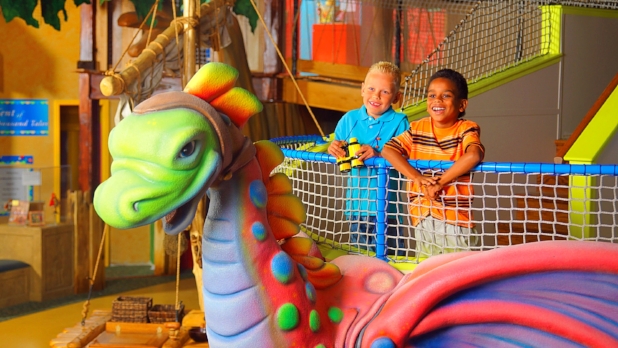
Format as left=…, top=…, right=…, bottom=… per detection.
left=361, top=71, right=401, bottom=119
left=426, top=77, right=468, bottom=128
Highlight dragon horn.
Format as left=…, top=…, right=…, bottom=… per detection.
left=184, top=62, right=238, bottom=102
left=184, top=62, right=263, bottom=128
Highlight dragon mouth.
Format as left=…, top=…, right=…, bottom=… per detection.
left=165, top=209, right=178, bottom=225
left=161, top=189, right=206, bottom=235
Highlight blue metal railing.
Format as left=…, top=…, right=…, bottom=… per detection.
left=272, top=136, right=618, bottom=261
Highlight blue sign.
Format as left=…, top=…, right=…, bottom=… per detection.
left=0, top=99, right=49, bottom=136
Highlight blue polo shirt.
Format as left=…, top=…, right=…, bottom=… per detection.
left=333, top=105, right=409, bottom=216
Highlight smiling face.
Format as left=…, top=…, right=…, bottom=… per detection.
left=361, top=70, right=401, bottom=119
left=426, top=77, right=468, bottom=128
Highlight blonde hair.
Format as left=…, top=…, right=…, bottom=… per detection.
left=367, top=61, right=402, bottom=89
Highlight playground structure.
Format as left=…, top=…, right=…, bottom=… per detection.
left=42, top=0, right=618, bottom=345
left=91, top=61, right=618, bottom=347
left=94, top=0, right=618, bottom=284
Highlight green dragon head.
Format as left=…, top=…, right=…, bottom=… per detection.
left=94, top=62, right=262, bottom=235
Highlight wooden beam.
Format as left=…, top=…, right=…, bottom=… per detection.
left=78, top=74, right=93, bottom=193
left=99, top=0, right=232, bottom=97
left=290, top=59, right=369, bottom=82
left=78, top=3, right=96, bottom=193
left=281, top=78, right=361, bottom=113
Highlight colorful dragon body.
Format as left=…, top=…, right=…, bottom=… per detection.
left=94, top=62, right=618, bottom=347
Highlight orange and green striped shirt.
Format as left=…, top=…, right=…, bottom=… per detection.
left=384, top=117, right=484, bottom=227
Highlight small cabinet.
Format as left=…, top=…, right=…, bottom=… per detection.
left=0, top=223, right=74, bottom=301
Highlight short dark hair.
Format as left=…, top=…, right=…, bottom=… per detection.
left=427, top=69, right=468, bottom=118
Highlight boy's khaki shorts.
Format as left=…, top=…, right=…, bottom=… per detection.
left=414, top=216, right=479, bottom=257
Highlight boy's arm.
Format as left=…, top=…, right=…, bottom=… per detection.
left=382, top=147, right=438, bottom=186
left=328, top=114, right=350, bottom=158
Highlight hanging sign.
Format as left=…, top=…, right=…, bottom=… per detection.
left=0, top=99, right=49, bottom=136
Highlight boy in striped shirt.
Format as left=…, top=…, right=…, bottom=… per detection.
left=382, top=69, right=485, bottom=257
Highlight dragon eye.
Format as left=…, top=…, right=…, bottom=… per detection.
left=179, top=140, right=196, bottom=158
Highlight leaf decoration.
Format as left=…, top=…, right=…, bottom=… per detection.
left=128, top=0, right=162, bottom=27
left=2, top=0, right=258, bottom=33
left=41, top=0, right=68, bottom=30
left=232, top=0, right=259, bottom=32
left=0, top=0, right=39, bottom=28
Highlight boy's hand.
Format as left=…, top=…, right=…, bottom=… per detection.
left=328, top=140, right=347, bottom=158
left=424, top=181, right=444, bottom=200
left=355, top=145, right=378, bottom=161
left=415, top=176, right=438, bottom=186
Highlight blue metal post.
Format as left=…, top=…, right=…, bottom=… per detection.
left=376, top=163, right=389, bottom=261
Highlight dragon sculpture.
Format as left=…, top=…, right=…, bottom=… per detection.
left=94, top=62, right=618, bottom=347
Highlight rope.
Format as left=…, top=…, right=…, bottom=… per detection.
left=80, top=224, right=109, bottom=326
left=145, top=0, right=160, bottom=49
left=109, top=4, right=158, bottom=74
left=175, top=232, right=182, bottom=322
left=248, top=0, right=325, bottom=138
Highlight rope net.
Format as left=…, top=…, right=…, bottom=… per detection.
left=399, top=0, right=618, bottom=109
left=272, top=137, right=618, bottom=263
left=114, top=0, right=618, bottom=118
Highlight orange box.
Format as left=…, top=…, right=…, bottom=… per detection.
left=312, top=23, right=361, bottom=65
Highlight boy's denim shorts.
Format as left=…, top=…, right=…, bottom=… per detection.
left=348, top=215, right=406, bottom=256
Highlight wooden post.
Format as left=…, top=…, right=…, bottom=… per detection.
left=153, top=219, right=178, bottom=276
left=78, top=3, right=97, bottom=194
left=189, top=197, right=207, bottom=311
left=183, top=0, right=200, bottom=86
left=70, top=190, right=105, bottom=294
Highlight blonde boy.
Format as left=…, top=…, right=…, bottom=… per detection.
left=328, top=61, right=409, bottom=256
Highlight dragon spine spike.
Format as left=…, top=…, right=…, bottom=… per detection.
left=210, top=87, right=263, bottom=128
left=185, top=62, right=263, bottom=128
left=184, top=62, right=239, bottom=102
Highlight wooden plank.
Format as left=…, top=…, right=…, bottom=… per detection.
left=78, top=74, right=94, bottom=193
left=153, top=220, right=177, bottom=276
left=105, top=321, right=172, bottom=333
left=88, top=331, right=168, bottom=348
left=89, top=204, right=106, bottom=291
left=72, top=191, right=91, bottom=294
left=290, top=59, right=368, bottom=82
left=51, top=311, right=110, bottom=347
left=263, top=0, right=282, bottom=75
left=79, top=3, right=95, bottom=66
left=281, top=78, right=361, bottom=113
left=161, top=329, right=191, bottom=348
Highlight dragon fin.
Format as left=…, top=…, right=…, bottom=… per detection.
left=184, top=62, right=238, bottom=102
left=184, top=62, right=262, bottom=128
left=255, top=140, right=343, bottom=290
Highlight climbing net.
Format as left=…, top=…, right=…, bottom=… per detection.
left=272, top=136, right=618, bottom=264
left=399, top=0, right=618, bottom=109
